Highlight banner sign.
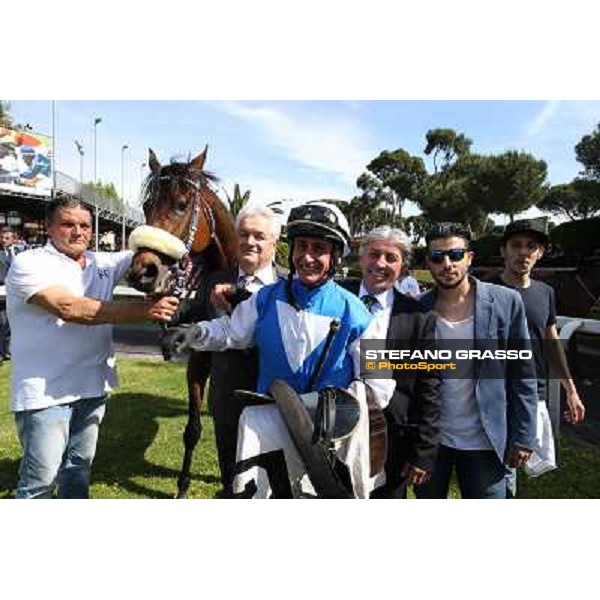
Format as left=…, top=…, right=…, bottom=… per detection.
left=0, top=126, right=53, bottom=196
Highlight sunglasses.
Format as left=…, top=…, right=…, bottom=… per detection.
left=428, top=248, right=468, bottom=264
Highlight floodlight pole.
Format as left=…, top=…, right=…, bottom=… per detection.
left=93, top=116, right=102, bottom=251
left=121, top=144, right=129, bottom=250
left=75, top=140, right=84, bottom=193
left=51, top=100, right=58, bottom=198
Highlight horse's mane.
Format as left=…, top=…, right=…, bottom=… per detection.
left=140, top=157, right=219, bottom=214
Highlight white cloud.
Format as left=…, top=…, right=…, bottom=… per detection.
left=525, top=100, right=562, bottom=137
left=514, top=100, right=600, bottom=183
left=216, top=101, right=375, bottom=184
left=524, top=100, right=600, bottom=141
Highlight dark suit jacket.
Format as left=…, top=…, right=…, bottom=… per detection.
left=0, top=249, right=12, bottom=285
left=341, top=278, right=441, bottom=473
left=386, top=289, right=441, bottom=472
left=205, top=267, right=258, bottom=426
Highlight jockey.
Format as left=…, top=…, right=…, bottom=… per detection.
left=163, top=201, right=395, bottom=497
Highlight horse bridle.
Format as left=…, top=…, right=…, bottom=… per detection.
left=156, top=173, right=218, bottom=299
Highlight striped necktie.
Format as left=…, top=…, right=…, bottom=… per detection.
left=238, top=274, right=256, bottom=289
left=361, top=294, right=378, bottom=314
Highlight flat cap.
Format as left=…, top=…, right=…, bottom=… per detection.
left=503, top=219, right=548, bottom=245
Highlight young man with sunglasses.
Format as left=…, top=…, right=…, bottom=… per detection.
left=416, top=223, right=537, bottom=499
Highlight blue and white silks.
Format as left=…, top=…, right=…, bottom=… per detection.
left=193, top=278, right=394, bottom=408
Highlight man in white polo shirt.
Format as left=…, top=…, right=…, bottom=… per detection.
left=6, top=196, right=178, bottom=499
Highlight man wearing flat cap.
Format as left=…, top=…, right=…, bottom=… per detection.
left=492, top=219, right=585, bottom=493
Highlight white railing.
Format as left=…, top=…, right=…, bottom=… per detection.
left=549, top=317, right=600, bottom=437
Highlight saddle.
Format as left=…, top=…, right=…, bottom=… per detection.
left=270, top=380, right=355, bottom=498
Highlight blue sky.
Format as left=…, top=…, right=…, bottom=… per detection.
left=8, top=100, right=600, bottom=223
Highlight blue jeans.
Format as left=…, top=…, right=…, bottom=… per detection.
left=414, top=445, right=508, bottom=499
left=14, top=396, right=106, bottom=499
left=506, top=468, right=517, bottom=499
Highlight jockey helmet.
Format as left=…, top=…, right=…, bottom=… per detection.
left=286, top=201, right=351, bottom=258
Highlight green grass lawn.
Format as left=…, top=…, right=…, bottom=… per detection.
left=0, top=359, right=221, bottom=499
left=2, top=358, right=600, bottom=499
left=413, top=269, right=434, bottom=286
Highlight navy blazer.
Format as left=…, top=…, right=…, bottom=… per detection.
left=420, top=277, right=538, bottom=460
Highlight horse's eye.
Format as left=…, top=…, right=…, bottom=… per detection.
left=173, top=197, right=188, bottom=213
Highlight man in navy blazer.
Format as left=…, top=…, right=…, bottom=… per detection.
left=416, top=222, right=537, bottom=499
left=341, top=225, right=441, bottom=498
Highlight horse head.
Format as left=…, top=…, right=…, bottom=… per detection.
left=127, top=147, right=237, bottom=295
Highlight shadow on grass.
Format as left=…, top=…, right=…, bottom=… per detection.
left=93, top=392, right=220, bottom=498
left=0, top=459, right=19, bottom=499
left=0, top=392, right=220, bottom=499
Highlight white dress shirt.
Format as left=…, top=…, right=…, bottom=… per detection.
left=358, top=283, right=394, bottom=340
left=237, top=262, right=278, bottom=293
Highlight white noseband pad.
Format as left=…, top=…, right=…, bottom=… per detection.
left=128, top=225, right=188, bottom=260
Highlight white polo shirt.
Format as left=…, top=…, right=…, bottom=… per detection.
left=6, top=243, right=133, bottom=412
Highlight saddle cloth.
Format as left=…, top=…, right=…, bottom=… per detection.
left=232, top=381, right=381, bottom=498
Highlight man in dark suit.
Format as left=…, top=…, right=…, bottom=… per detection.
left=192, top=205, right=285, bottom=497
left=1, top=226, right=20, bottom=362
left=0, top=228, right=14, bottom=281
left=342, top=225, right=441, bottom=498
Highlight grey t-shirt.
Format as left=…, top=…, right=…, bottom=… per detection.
left=436, top=314, right=493, bottom=450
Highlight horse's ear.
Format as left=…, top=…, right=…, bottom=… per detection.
left=190, top=145, right=208, bottom=172
left=148, top=148, right=161, bottom=173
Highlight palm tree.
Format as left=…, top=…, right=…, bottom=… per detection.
left=226, top=183, right=251, bottom=217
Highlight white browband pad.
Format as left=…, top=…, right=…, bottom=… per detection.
left=128, top=225, right=187, bottom=260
